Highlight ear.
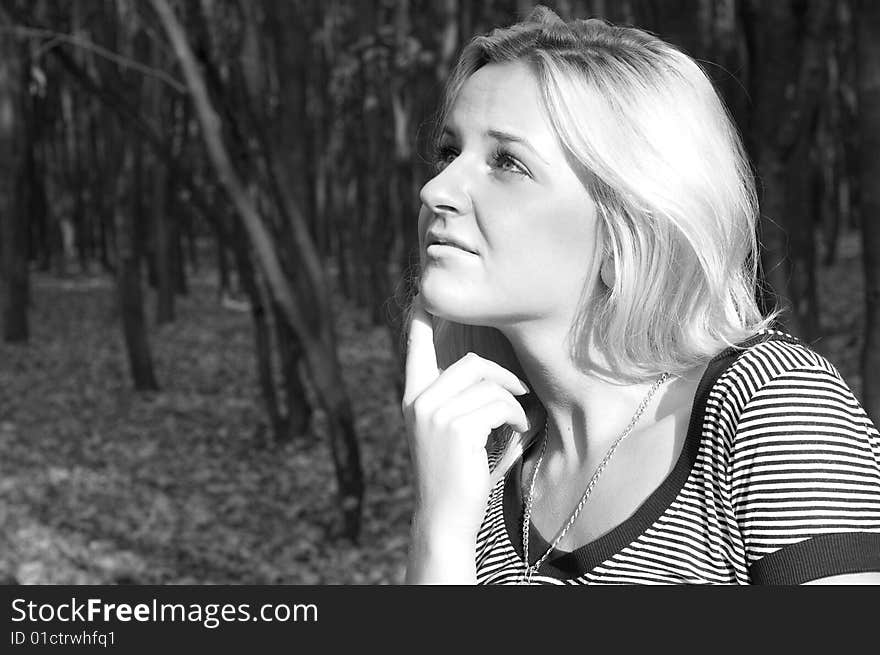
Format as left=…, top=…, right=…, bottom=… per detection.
left=600, top=257, right=615, bottom=288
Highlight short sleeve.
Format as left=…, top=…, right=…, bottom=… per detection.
left=729, top=367, right=880, bottom=584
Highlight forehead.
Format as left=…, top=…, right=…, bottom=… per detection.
left=447, top=60, right=555, bottom=139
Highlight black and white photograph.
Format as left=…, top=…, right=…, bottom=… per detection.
left=1, top=0, right=878, bottom=597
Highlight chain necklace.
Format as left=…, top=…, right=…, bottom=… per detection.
left=520, top=372, right=671, bottom=584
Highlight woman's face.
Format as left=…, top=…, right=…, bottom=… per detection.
left=418, top=60, right=600, bottom=330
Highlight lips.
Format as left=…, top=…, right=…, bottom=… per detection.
left=425, top=231, right=477, bottom=254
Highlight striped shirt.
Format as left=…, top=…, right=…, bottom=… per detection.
left=476, top=331, right=880, bottom=584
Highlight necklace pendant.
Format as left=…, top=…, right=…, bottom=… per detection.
left=522, top=565, right=537, bottom=585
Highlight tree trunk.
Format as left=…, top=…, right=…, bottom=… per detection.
left=271, top=299, right=313, bottom=442
left=0, top=22, right=29, bottom=342
left=23, top=35, right=48, bottom=281
left=857, top=0, right=880, bottom=422
left=216, top=229, right=230, bottom=297
left=153, top=160, right=174, bottom=324
left=230, top=225, right=285, bottom=444
left=173, top=208, right=187, bottom=296
left=152, top=0, right=364, bottom=540
left=117, top=140, right=159, bottom=392
left=152, top=43, right=174, bottom=324
left=59, top=81, right=88, bottom=274
left=111, top=2, right=159, bottom=391
left=744, top=0, right=830, bottom=340
left=170, top=96, right=188, bottom=297
left=184, top=201, right=198, bottom=275
left=436, top=0, right=459, bottom=82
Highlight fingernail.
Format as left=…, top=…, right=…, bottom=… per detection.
left=518, top=379, right=530, bottom=394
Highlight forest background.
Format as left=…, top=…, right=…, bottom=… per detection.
left=1, top=0, right=878, bottom=584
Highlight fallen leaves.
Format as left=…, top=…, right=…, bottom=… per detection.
left=0, top=269, right=413, bottom=584
left=0, top=233, right=865, bottom=585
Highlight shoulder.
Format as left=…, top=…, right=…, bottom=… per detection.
left=697, top=330, right=879, bottom=465
left=708, top=334, right=880, bottom=584
left=709, top=330, right=864, bottom=422
left=724, top=329, right=841, bottom=392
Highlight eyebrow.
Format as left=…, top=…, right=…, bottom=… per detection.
left=441, top=126, right=549, bottom=164
left=487, top=129, right=549, bottom=164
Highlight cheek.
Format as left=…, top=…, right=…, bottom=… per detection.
left=521, top=238, right=592, bottom=292
left=495, top=202, right=596, bottom=270
left=495, top=204, right=598, bottom=298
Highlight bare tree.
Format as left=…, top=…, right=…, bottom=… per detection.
left=857, top=0, right=880, bottom=422
left=115, top=0, right=159, bottom=391
left=151, top=0, right=364, bottom=539
left=743, top=0, right=831, bottom=340
left=0, top=7, right=29, bottom=342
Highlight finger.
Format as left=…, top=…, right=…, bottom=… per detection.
left=419, top=352, right=529, bottom=409
left=435, top=395, right=529, bottom=442
left=450, top=399, right=532, bottom=448
left=445, top=380, right=529, bottom=421
left=403, top=293, right=439, bottom=406
left=487, top=401, right=546, bottom=488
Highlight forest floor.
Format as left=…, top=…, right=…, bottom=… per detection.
left=0, top=232, right=868, bottom=585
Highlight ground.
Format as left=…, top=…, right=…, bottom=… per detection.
left=0, top=268, right=412, bottom=584
left=0, top=232, right=867, bottom=584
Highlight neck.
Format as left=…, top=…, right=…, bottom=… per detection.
left=498, top=315, right=679, bottom=474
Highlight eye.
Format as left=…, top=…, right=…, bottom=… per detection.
left=433, top=144, right=458, bottom=172
left=491, top=148, right=529, bottom=177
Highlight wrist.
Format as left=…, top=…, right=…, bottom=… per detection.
left=409, top=511, right=479, bottom=546
left=405, top=517, right=478, bottom=585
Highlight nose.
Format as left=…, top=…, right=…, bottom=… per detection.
left=418, top=157, right=472, bottom=218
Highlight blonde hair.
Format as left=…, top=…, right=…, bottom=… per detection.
left=403, top=7, right=773, bottom=386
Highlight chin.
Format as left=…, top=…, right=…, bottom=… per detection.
left=419, top=276, right=491, bottom=326
left=421, top=284, right=544, bottom=335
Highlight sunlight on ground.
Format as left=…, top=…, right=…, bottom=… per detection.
left=0, top=270, right=412, bottom=584
left=0, top=236, right=865, bottom=584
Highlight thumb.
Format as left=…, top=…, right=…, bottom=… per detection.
left=403, top=293, right=439, bottom=406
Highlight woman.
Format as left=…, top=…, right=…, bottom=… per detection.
left=401, top=7, right=880, bottom=584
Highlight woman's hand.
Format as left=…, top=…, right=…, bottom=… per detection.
left=402, top=294, right=535, bottom=543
